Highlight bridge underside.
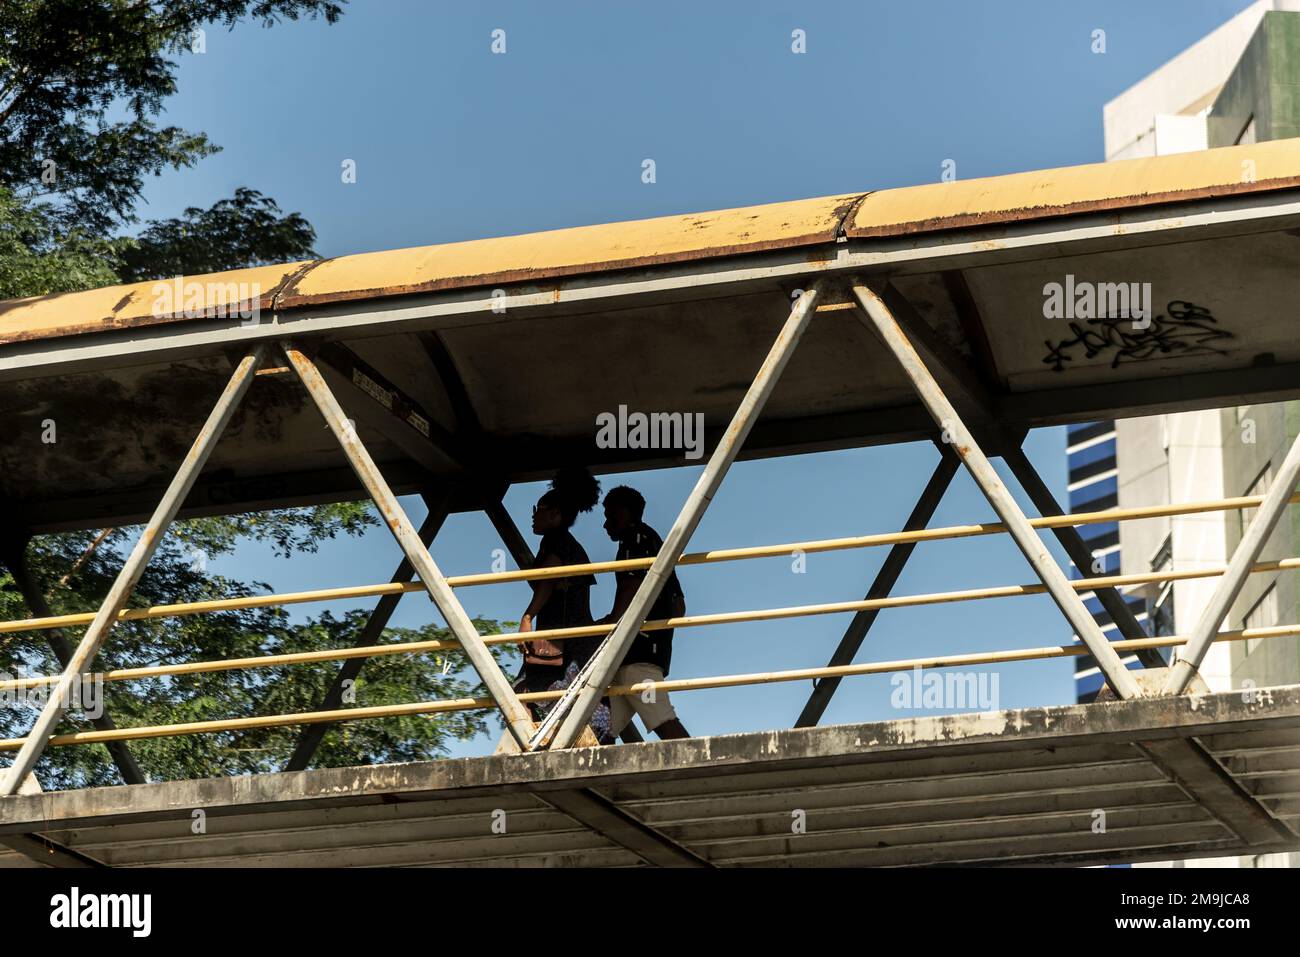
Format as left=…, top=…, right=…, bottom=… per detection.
left=2, top=685, right=1299, bottom=868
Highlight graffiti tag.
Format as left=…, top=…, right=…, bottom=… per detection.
left=1043, top=301, right=1232, bottom=372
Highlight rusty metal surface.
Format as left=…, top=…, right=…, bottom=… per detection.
left=0, top=262, right=310, bottom=347
left=4, top=219, right=1300, bottom=535
left=4, top=136, right=1298, bottom=351
left=276, top=194, right=862, bottom=310
left=2, top=142, right=1300, bottom=538
left=0, top=195, right=860, bottom=348
left=848, top=137, right=1300, bottom=237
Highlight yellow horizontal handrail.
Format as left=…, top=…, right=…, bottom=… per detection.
left=0, top=623, right=1290, bottom=752
left=2, top=556, right=1296, bottom=692
left=2, top=492, right=1295, bottom=639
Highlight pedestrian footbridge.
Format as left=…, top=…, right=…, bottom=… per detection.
left=3, top=139, right=1300, bottom=866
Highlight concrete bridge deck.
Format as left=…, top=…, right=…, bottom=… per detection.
left=3, top=684, right=1299, bottom=868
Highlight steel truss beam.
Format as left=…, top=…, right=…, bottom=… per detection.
left=854, top=281, right=1161, bottom=670
left=1, top=345, right=269, bottom=797
left=1164, top=426, right=1300, bottom=694
left=795, top=442, right=960, bottom=728
left=286, top=486, right=544, bottom=771
left=482, top=495, right=535, bottom=570
left=540, top=282, right=827, bottom=751
left=284, top=489, right=454, bottom=772
left=0, top=336, right=542, bottom=792
left=1000, top=445, right=1166, bottom=670
left=0, top=832, right=102, bottom=868
left=280, top=342, right=538, bottom=749
left=534, top=786, right=710, bottom=867
left=852, top=281, right=1143, bottom=701
left=859, top=282, right=1012, bottom=453
left=792, top=426, right=1163, bottom=727
left=313, top=341, right=472, bottom=472
left=288, top=321, right=551, bottom=767
left=856, top=286, right=1156, bottom=673
left=0, top=533, right=147, bottom=786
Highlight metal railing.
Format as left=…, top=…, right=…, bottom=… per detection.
left=4, top=279, right=1299, bottom=791
left=1, top=490, right=1296, bottom=754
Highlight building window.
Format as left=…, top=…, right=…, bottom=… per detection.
left=1240, top=462, right=1274, bottom=539
left=1243, top=584, right=1277, bottom=656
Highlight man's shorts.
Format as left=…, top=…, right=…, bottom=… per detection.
left=609, top=662, right=678, bottom=735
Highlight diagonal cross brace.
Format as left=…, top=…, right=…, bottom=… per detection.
left=280, top=342, right=538, bottom=750
left=1, top=345, right=268, bottom=797
left=284, top=324, right=543, bottom=763
left=852, top=281, right=1143, bottom=701
left=795, top=442, right=960, bottom=727
left=285, top=487, right=538, bottom=771
left=0, top=536, right=147, bottom=786
left=283, top=489, right=454, bottom=772
left=853, top=281, right=1162, bottom=670
left=540, top=281, right=827, bottom=751
left=1164, top=425, right=1300, bottom=695
left=1000, top=445, right=1166, bottom=669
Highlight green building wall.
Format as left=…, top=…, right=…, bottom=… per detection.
left=1209, top=11, right=1300, bottom=690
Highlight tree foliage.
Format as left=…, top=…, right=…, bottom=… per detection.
left=0, top=0, right=344, bottom=233
left=0, top=184, right=123, bottom=298
left=0, top=2, right=337, bottom=296
left=0, top=1, right=514, bottom=791
left=1, top=524, right=515, bottom=790
left=117, top=187, right=317, bottom=282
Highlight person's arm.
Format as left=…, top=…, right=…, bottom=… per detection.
left=597, top=572, right=642, bottom=625
left=519, top=554, right=563, bottom=634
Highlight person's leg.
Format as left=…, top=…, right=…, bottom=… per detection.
left=628, top=664, right=689, bottom=740
left=516, top=667, right=550, bottom=721
left=530, top=665, right=570, bottom=721
left=618, top=720, right=644, bottom=744
left=648, top=718, right=689, bottom=739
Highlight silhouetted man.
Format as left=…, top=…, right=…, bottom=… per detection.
left=597, top=485, right=690, bottom=740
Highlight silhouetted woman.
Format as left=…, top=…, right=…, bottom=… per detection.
left=515, top=467, right=612, bottom=742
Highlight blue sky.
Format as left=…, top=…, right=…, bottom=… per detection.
left=140, top=0, right=1258, bottom=757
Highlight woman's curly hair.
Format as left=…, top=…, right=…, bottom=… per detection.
left=540, top=467, right=600, bottom=526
